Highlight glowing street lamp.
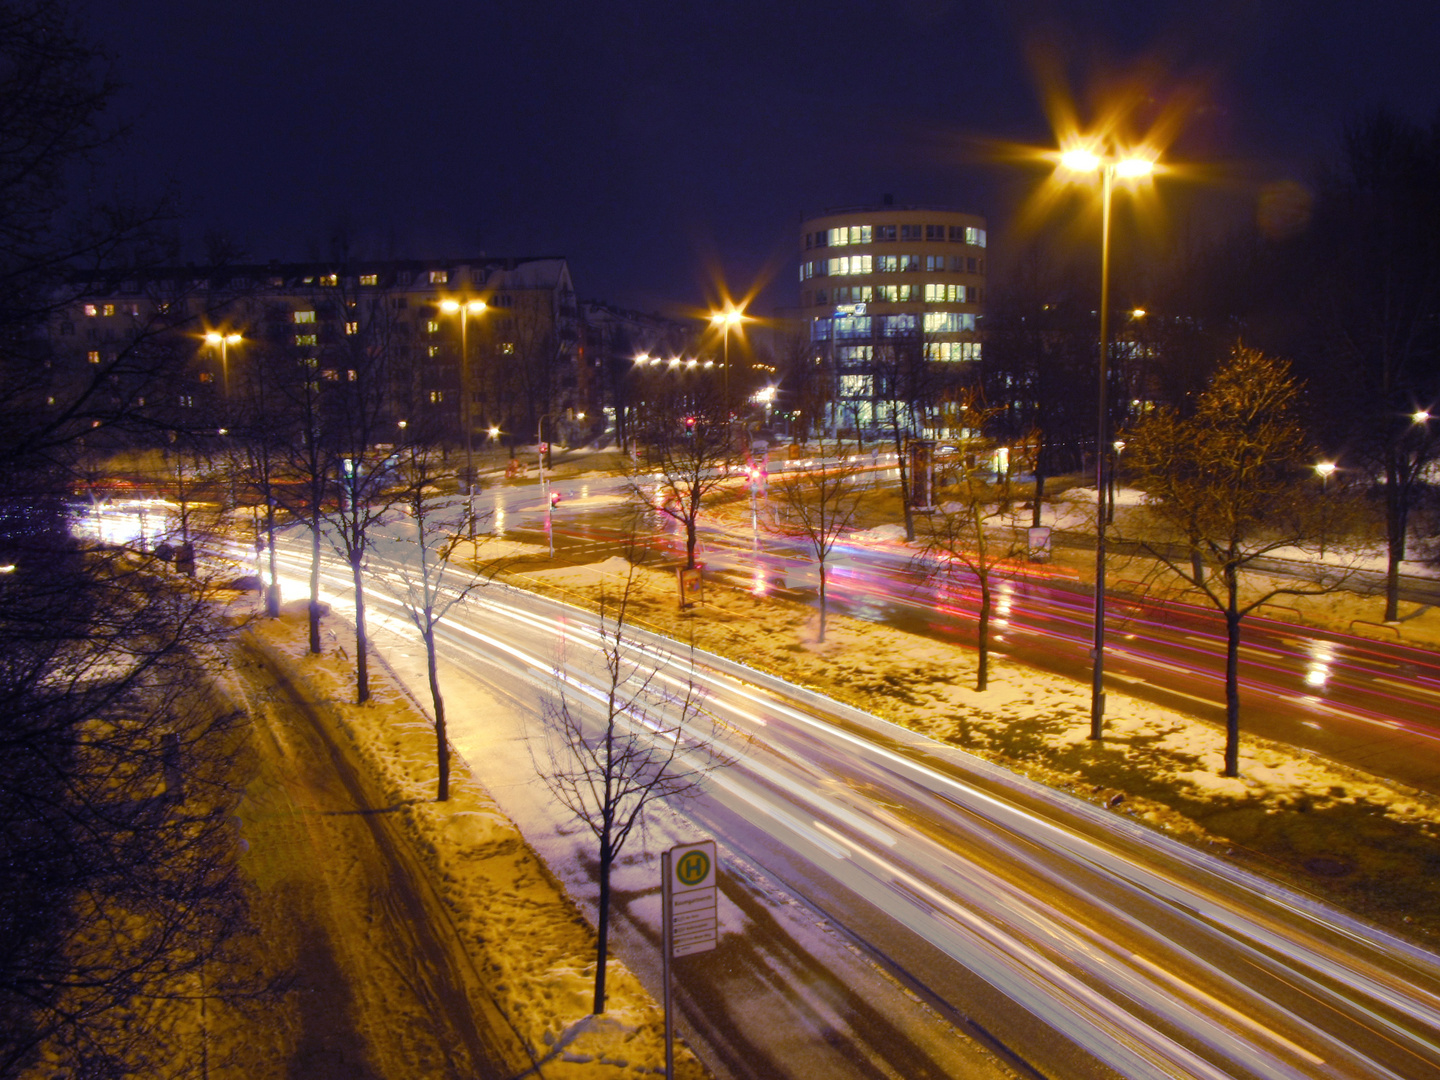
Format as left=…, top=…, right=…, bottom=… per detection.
left=1057, top=141, right=1157, bottom=740
left=203, top=331, right=243, bottom=402
left=438, top=298, right=487, bottom=540
left=709, top=303, right=747, bottom=464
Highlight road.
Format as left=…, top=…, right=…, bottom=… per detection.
left=484, top=469, right=1440, bottom=798
left=265, top=532, right=1440, bottom=1080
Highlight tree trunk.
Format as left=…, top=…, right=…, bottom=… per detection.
left=1032, top=471, right=1046, bottom=528
left=892, top=426, right=915, bottom=542
left=593, top=841, right=612, bottom=1015
left=976, top=571, right=991, bottom=692
left=818, top=560, right=827, bottom=643
left=1385, top=446, right=1406, bottom=622
left=1223, top=568, right=1242, bottom=778
left=351, top=548, right=370, bottom=704
left=685, top=517, right=698, bottom=570
left=425, top=626, right=449, bottom=801
left=308, top=512, right=323, bottom=654
left=264, top=498, right=280, bottom=618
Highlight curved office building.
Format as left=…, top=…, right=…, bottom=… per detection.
left=799, top=200, right=986, bottom=433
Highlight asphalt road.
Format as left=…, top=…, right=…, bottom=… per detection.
left=266, top=534, right=1440, bottom=1080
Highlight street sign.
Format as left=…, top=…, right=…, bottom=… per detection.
left=661, top=839, right=719, bottom=1080
left=664, top=840, right=717, bottom=957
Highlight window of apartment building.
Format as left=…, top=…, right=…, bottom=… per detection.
left=84, top=304, right=97, bottom=316
left=322, top=369, right=339, bottom=381
left=501, top=342, right=515, bottom=354
left=345, top=321, right=358, bottom=335
left=394, top=297, right=408, bottom=310
left=966, top=227, right=987, bottom=247
left=968, top=257, right=979, bottom=272
left=926, top=341, right=982, bottom=362
left=925, top=256, right=945, bottom=272
left=87, top=350, right=100, bottom=363
left=834, top=314, right=871, bottom=339
left=198, top=371, right=213, bottom=383
left=900, top=254, right=920, bottom=272
left=426, top=320, right=439, bottom=334
left=949, top=226, right=965, bottom=242
left=396, top=272, right=411, bottom=286
left=425, top=345, right=439, bottom=357
left=836, top=345, right=872, bottom=365
left=429, top=390, right=444, bottom=404
left=881, top=313, right=917, bottom=336
left=900, top=224, right=922, bottom=241
left=839, top=374, right=873, bottom=398
left=360, top=273, right=378, bottom=286
left=429, top=270, right=448, bottom=284
left=876, top=255, right=897, bottom=273
left=876, top=224, right=896, bottom=242
left=925, top=225, right=944, bottom=240
left=348, top=369, right=356, bottom=381
left=295, top=333, right=317, bottom=346
left=923, top=311, right=977, bottom=333
left=321, top=273, right=338, bottom=286
left=495, top=294, right=512, bottom=307
left=811, top=316, right=832, bottom=341
left=814, top=289, right=827, bottom=304
left=60, top=321, right=73, bottom=335
left=294, top=310, right=315, bottom=323
left=101, top=303, right=114, bottom=316
left=124, top=302, right=139, bottom=315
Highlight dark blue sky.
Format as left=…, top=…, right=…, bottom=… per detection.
left=85, top=0, right=1440, bottom=317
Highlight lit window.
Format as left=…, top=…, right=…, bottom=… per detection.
left=296, top=333, right=317, bottom=346
left=430, top=390, right=445, bottom=403
left=102, top=303, right=115, bottom=316
left=902, top=255, right=920, bottom=272
left=347, top=369, right=356, bottom=381
left=345, top=321, right=358, bottom=335
left=426, top=320, right=439, bottom=334
left=828, top=228, right=848, bottom=247
left=322, top=369, right=339, bottom=381
left=966, top=227, right=986, bottom=247
left=179, top=394, right=193, bottom=408
left=87, top=350, right=99, bottom=363
left=428, top=345, right=440, bottom=357
left=877, top=256, right=897, bottom=273
left=294, top=310, right=316, bottom=323
left=84, top=304, right=97, bottom=316
left=360, top=273, right=378, bottom=286
left=854, top=285, right=873, bottom=301
left=501, top=342, right=514, bottom=355
left=198, top=372, right=213, bottom=383
left=321, top=273, right=338, bottom=286
left=897, top=284, right=913, bottom=301
left=429, top=270, right=448, bottom=284
left=924, top=256, right=943, bottom=272
left=840, top=374, right=873, bottom=398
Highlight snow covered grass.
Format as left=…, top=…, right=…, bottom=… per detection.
left=247, top=603, right=707, bottom=1080
left=505, top=551, right=1440, bottom=944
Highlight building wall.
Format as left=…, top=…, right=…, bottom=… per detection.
left=798, top=203, right=987, bottom=434
left=50, top=257, right=579, bottom=449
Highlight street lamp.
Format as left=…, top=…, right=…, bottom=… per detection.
left=203, top=331, right=243, bottom=403
left=709, top=304, right=747, bottom=465
left=1315, top=460, right=1336, bottom=557
left=1058, top=143, right=1157, bottom=741
left=537, top=412, right=558, bottom=558
left=439, top=298, right=487, bottom=541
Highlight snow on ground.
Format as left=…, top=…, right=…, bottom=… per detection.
left=246, top=602, right=707, bottom=1080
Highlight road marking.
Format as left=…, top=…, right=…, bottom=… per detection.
left=1376, top=677, right=1440, bottom=699
left=1129, top=953, right=1325, bottom=1066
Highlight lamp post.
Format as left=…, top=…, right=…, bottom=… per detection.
left=439, top=298, right=487, bottom=541
left=204, top=331, right=243, bottom=404
left=709, top=304, right=746, bottom=467
left=1315, top=460, right=1336, bottom=557
left=537, top=412, right=557, bottom=558
left=1058, top=145, right=1156, bottom=741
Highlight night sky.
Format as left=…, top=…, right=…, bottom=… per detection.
left=84, top=0, right=1440, bottom=317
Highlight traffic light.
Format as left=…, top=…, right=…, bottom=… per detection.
left=550, top=489, right=562, bottom=507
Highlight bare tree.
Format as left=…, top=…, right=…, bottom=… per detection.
left=767, top=444, right=872, bottom=643
left=531, top=560, right=733, bottom=1015
left=626, top=387, right=735, bottom=570
left=917, top=392, right=1031, bottom=691
left=1122, top=346, right=1356, bottom=776
left=374, top=438, right=495, bottom=801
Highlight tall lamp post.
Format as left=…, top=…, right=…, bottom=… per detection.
left=1057, top=145, right=1156, bottom=741
left=709, top=304, right=746, bottom=467
left=537, top=412, right=558, bottom=558
left=439, top=298, right=487, bottom=540
left=204, top=331, right=243, bottom=516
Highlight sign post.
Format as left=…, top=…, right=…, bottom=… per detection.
left=661, top=839, right=718, bottom=1080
